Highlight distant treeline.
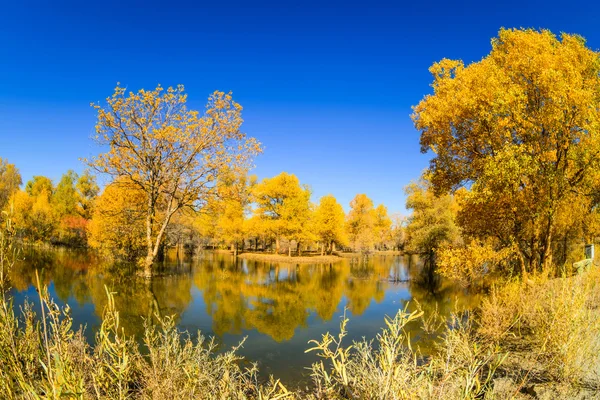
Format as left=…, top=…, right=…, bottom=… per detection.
left=0, top=159, right=404, bottom=261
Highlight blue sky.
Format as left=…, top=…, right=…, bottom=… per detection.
left=1, top=0, right=599, bottom=214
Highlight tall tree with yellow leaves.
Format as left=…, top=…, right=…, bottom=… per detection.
left=314, top=194, right=347, bottom=255
left=413, top=28, right=600, bottom=273
left=88, top=84, right=261, bottom=276
left=88, top=179, right=147, bottom=260
left=10, top=177, right=58, bottom=242
left=253, top=172, right=312, bottom=256
left=0, top=158, right=21, bottom=213
left=346, top=194, right=376, bottom=253
left=373, top=204, right=392, bottom=250
left=214, top=170, right=256, bottom=257
left=404, top=177, right=461, bottom=257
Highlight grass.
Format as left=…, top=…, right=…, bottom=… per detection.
left=2, top=216, right=599, bottom=399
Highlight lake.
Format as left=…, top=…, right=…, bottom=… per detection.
left=7, top=248, right=481, bottom=387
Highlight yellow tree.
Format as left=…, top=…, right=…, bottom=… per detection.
left=10, top=183, right=58, bottom=242
left=245, top=214, right=269, bottom=251
left=25, top=176, right=53, bottom=197
left=346, top=194, right=375, bottom=253
left=413, top=28, right=600, bottom=273
left=53, top=170, right=79, bottom=218
left=0, top=158, right=22, bottom=212
left=373, top=204, right=392, bottom=250
left=54, top=170, right=84, bottom=246
left=404, top=177, right=461, bottom=257
left=214, top=171, right=256, bottom=256
left=314, top=194, right=347, bottom=255
left=88, top=179, right=147, bottom=260
left=76, top=169, right=99, bottom=220
left=253, top=172, right=312, bottom=256
left=390, top=213, right=406, bottom=251
left=88, top=84, right=261, bottom=276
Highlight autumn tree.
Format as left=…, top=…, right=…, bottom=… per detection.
left=53, top=171, right=79, bottom=217
left=76, top=170, right=99, bottom=220
left=373, top=204, right=392, bottom=250
left=88, top=84, right=261, bottom=276
left=404, top=177, right=461, bottom=257
left=314, top=194, right=347, bottom=255
left=88, top=179, right=147, bottom=259
left=346, top=194, right=376, bottom=253
left=253, top=172, right=313, bottom=256
left=0, top=158, right=22, bottom=212
left=390, top=213, right=406, bottom=251
left=26, top=176, right=53, bottom=197
left=10, top=176, right=57, bottom=242
left=413, top=28, right=600, bottom=273
left=214, top=170, right=256, bottom=256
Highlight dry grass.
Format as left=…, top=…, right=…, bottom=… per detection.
left=478, top=269, right=600, bottom=390
left=2, top=214, right=600, bottom=399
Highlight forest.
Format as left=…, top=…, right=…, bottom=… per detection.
left=1, top=28, right=600, bottom=399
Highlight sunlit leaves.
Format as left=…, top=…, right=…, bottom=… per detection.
left=412, top=28, right=600, bottom=272
left=88, top=84, right=261, bottom=271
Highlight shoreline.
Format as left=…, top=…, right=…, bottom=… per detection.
left=236, top=252, right=344, bottom=264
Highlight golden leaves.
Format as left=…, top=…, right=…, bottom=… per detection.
left=412, top=28, right=600, bottom=272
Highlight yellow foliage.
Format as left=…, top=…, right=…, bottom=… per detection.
left=253, top=172, right=313, bottom=254
left=9, top=187, right=58, bottom=242
left=346, top=194, right=375, bottom=252
left=88, top=84, right=261, bottom=273
left=413, top=28, right=600, bottom=273
left=404, top=177, right=461, bottom=255
left=314, top=194, right=348, bottom=254
left=0, top=158, right=21, bottom=212
left=438, top=240, right=515, bottom=285
left=88, top=180, right=147, bottom=260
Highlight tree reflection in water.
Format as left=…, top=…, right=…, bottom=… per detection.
left=8, top=248, right=483, bottom=384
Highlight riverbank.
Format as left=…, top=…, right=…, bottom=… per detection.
left=336, top=250, right=403, bottom=258
left=237, top=252, right=343, bottom=264
left=2, top=266, right=598, bottom=398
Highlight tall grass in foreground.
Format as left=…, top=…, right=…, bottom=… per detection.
left=1, top=215, right=599, bottom=399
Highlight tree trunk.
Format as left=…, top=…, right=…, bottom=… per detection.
left=276, top=237, right=280, bottom=254
left=321, top=242, right=324, bottom=256
left=288, top=244, right=292, bottom=257
left=297, top=241, right=302, bottom=256
left=144, top=252, right=153, bottom=278
left=541, top=226, right=553, bottom=272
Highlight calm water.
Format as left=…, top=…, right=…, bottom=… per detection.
left=8, top=248, right=481, bottom=386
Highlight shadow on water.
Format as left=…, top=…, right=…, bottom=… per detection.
left=8, top=247, right=483, bottom=386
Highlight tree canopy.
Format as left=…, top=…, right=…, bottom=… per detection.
left=88, top=84, right=261, bottom=275
left=412, top=28, right=600, bottom=273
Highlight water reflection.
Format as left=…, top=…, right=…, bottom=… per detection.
left=8, top=248, right=482, bottom=384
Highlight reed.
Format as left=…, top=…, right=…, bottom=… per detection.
left=2, top=213, right=599, bottom=399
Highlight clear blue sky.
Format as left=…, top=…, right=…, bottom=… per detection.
left=1, top=0, right=599, bottom=214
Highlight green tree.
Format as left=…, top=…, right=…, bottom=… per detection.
left=53, top=170, right=79, bottom=218
left=25, top=176, right=53, bottom=197
left=76, top=170, right=99, bottom=219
